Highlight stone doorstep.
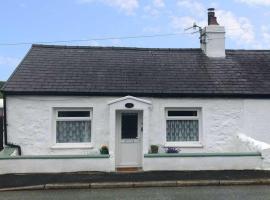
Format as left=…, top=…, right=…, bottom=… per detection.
left=1, top=179, right=270, bottom=191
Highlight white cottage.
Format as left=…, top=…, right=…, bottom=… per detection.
left=1, top=9, right=270, bottom=173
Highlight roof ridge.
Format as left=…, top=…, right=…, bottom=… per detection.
left=31, top=44, right=202, bottom=51
left=32, top=44, right=270, bottom=52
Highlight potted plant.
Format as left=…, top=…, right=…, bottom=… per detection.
left=164, top=147, right=180, bottom=154
left=150, top=145, right=159, bottom=154
left=100, top=145, right=109, bottom=155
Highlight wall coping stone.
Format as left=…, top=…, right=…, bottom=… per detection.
left=144, top=152, right=262, bottom=158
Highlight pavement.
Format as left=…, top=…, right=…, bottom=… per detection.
left=1, top=170, right=270, bottom=191
left=1, top=185, right=270, bottom=200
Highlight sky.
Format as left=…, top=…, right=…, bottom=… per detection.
left=1, top=0, right=270, bottom=80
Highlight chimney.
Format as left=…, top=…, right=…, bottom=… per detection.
left=201, top=8, right=225, bottom=58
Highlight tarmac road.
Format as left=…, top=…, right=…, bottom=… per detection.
left=1, top=185, right=270, bottom=200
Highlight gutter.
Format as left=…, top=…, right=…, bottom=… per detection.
left=2, top=94, right=21, bottom=155
left=5, top=91, right=270, bottom=99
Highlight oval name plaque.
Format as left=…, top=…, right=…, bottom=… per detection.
left=125, top=103, right=134, bottom=108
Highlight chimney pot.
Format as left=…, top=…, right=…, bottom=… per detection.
left=208, top=8, right=219, bottom=25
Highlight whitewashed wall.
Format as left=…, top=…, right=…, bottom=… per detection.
left=6, top=96, right=111, bottom=155
left=0, top=158, right=111, bottom=174
left=243, top=100, right=270, bottom=142
left=6, top=96, right=270, bottom=155
left=143, top=156, right=262, bottom=171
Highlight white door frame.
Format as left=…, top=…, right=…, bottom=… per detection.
left=108, top=96, right=152, bottom=171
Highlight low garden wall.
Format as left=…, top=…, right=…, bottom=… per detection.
left=143, top=152, right=263, bottom=171
left=0, top=155, right=111, bottom=174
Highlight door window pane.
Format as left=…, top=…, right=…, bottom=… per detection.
left=121, top=113, right=138, bottom=139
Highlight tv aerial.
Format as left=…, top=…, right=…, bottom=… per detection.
left=184, top=22, right=202, bottom=34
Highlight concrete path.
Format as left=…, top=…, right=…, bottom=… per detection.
left=1, top=185, right=270, bottom=200
left=1, top=170, right=270, bottom=191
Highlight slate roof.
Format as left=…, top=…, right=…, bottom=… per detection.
left=2, top=44, right=270, bottom=98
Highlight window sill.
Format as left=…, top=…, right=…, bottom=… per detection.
left=165, top=142, right=203, bottom=148
left=51, top=143, right=94, bottom=149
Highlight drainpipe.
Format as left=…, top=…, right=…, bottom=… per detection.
left=3, top=93, right=22, bottom=155
left=0, top=106, right=3, bottom=151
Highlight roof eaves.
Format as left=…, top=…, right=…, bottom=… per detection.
left=4, top=91, right=270, bottom=99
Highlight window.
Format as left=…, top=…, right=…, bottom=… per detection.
left=121, top=113, right=138, bottom=139
left=166, top=108, right=201, bottom=145
left=55, top=109, right=91, bottom=145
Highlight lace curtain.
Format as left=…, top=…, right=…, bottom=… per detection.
left=166, top=120, right=199, bottom=141
left=56, top=121, right=91, bottom=143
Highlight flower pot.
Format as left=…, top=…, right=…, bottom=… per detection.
left=100, top=146, right=109, bottom=154
left=150, top=145, right=159, bottom=154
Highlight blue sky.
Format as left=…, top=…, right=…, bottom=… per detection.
left=1, top=0, right=270, bottom=80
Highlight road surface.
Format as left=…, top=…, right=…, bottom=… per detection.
left=1, top=185, right=270, bottom=200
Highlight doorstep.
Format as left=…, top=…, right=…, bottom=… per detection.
left=116, top=167, right=142, bottom=173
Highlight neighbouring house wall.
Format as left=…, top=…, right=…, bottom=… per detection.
left=6, top=96, right=270, bottom=156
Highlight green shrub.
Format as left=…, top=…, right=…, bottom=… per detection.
left=100, top=145, right=109, bottom=154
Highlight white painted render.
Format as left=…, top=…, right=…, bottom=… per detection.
left=0, top=99, right=3, bottom=108
left=0, top=158, right=111, bottom=174
left=4, top=95, right=270, bottom=172
left=237, top=133, right=270, bottom=170
left=143, top=156, right=262, bottom=171
left=201, top=25, right=226, bottom=58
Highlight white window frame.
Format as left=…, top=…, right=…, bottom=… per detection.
left=51, top=108, right=93, bottom=149
left=165, top=108, right=203, bottom=148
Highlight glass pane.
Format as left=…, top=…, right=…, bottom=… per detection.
left=166, top=120, right=199, bottom=141
left=121, top=113, right=138, bottom=139
left=56, top=121, right=91, bottom=143
left=58, top=111, right=90, bottom=118
left=168, top=111, right=197, bottom=117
